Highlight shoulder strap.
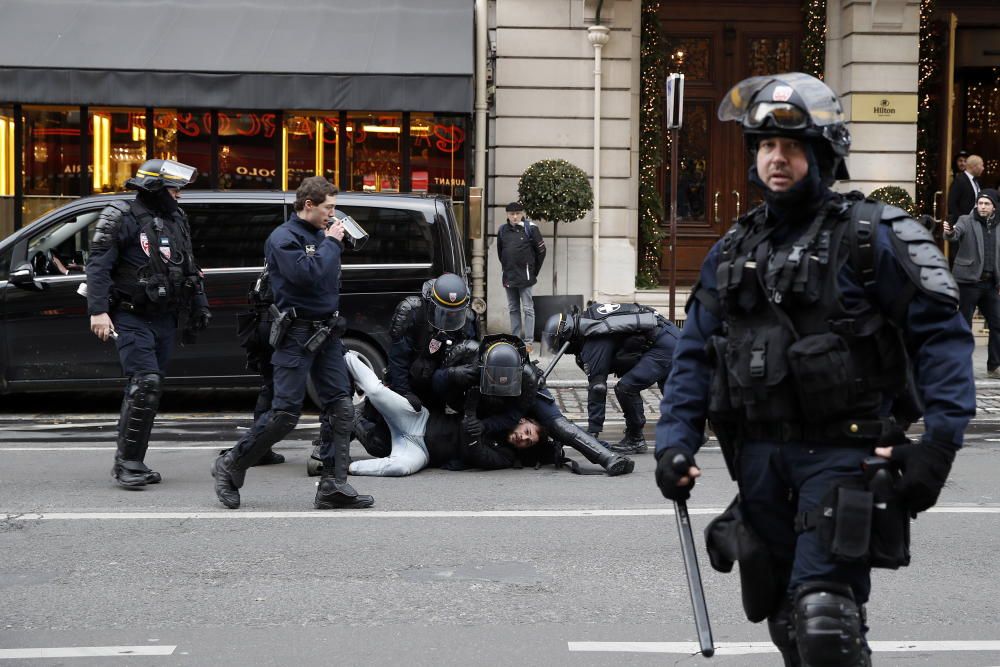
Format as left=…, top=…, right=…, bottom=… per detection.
left=849, top=198, right=884, bottom=290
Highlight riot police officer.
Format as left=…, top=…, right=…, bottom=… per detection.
left=385, top=272, right=478, bottom=411
left=212, top=176, right=374, bottom=510
left=542, top=303, right=679, bottom=454
left=654, top=73, right=975, bottom=665
left=86, top=159, right=211, bottom=488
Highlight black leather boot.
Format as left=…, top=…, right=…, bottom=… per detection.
left=611, top=429, right=648, bottom=455
left=213, top=410, right=298, bottom=509
left=547, top=416, right=634, bottom=476
left=315, top=399, right=374, bottom=509
left=112, top=373, right=163, bottom=488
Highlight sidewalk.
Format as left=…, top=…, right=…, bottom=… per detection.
left=535, top=337, right=1000, bottom=424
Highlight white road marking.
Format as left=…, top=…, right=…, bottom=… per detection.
left=568, top=640, right=1000, bottom=654
left=2, top=505, right=997, bottom=521
left=0, top=645, right=175, bottom=659
left=0, top=421, right=320, bottom=432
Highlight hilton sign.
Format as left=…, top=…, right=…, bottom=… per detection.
left=851, top=94, right=918, bottom=123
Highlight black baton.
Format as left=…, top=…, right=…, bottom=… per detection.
left=671, top=454, right=715, bottom=657
left=540, top=341, right=570, bottom=382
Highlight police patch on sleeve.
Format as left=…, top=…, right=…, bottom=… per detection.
left=305, top=244, right=317, bottom=256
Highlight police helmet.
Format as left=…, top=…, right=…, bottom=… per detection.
left=423, top=273, right=471, bottom=332
left=481, top=341, right=523, bottom=397
left=541, top=311, right=576, bottom=354
left=125, top=159, right=198, bottom=192
left=717, top=72, right=850, bottom=182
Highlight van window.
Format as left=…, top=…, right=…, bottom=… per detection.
left=183, top=202, right=285, bottom=268
left=337, top=206, right=433, bottom=266
left=25, top=208, right=101, bottom=276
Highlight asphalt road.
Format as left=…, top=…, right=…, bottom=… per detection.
left=2, top=415, right=1000, bottom=666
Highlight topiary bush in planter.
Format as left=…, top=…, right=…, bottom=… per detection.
left=868, top=185, right=916, bottom=216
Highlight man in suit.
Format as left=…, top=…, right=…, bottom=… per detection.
left=949, top=154, right=984, bottom=223
left=945, top=188, right=1000, bottom=376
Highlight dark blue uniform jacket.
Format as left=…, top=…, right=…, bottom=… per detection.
left=656, top=217, right=976, bottom=457
left=265, top=213, right=342, bottom=319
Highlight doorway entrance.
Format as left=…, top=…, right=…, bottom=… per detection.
left=656, top=2, right=804, bottom=284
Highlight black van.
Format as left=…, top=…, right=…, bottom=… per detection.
left=0, top=191, right=468, bottom=396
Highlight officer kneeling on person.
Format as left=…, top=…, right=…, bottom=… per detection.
left=654, top=73, right=975, bottom=666
left=86, top=159, right=211, bottom=488
left=213, top=176, right=374, bottom=510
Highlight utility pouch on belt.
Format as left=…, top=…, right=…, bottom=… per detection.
left=705, top=495, right=781, bottom=622
left=304, top=324, right=331, bottom=353
left=268, top=304, right=294, bottom=347
left=863, top=456, right=911, bottom=569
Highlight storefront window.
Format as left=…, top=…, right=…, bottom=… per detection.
left=217, top=110, right=278, bottom=190
left=284, top=114, right=339, bottom=191
left=1, top=108, right=14, bottom=197
left=346, top=112, right=401, bottom=193
left=410, top=114, right=467, bottom=201
left=89, top=109, right=147, bottom=193
left=153, top=109, right=212, bottom=189
left=22, top=106, right=82, bottom=222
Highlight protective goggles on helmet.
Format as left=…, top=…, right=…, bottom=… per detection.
left=744, top=102, right=810, bottom=130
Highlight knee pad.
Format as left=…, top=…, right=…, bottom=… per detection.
left=792, top=582, right=867, bottom=667
left=614, top=381, right=640, bottom=402
left=589, top=381, right=607, bottom=404
left=132, top=372, right=163, bottom=408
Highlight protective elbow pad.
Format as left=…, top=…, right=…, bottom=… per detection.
left=792, top=581, right=868, bottom=667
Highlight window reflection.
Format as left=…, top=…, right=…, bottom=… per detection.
left=410, top=113, right=466, bottom=201
left=153, top=109, right=212, bottom=189
left=23, top=106, right=81, bottom=197
left=347, top=112, right=401, bottom=193
left=218, top=110, right=278, bottom=190
left=284, top=114, right=339, bottom=191
left=89, top=109, right=146, bottom=193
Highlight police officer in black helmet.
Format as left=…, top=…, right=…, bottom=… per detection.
left=86, top=159, right=211, bottom=489
left=385, top=272, right=478, bottom=411
left=655, top=73, right=974, bottom=665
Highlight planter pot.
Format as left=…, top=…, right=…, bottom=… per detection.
left=532, top=294, right=584, bottom=343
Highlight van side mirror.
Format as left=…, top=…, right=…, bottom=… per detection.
left=9, top=262, right=47, bottom=291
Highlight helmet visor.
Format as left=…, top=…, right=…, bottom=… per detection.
left=481, top=364, right=522, bottom=396
left=718, top=72, right=844, bottom=127
left=429, top=304, right=467, bottom=332
left=541, top=314, right=565, bottom=354
left=157, top=160, right=197, bottom=188
left=745, top=102, right=810, bottom=130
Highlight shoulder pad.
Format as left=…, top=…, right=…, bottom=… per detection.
left=889, top=218, right=959, bottom=306
left=91, top=201, right=131, bottom=249
left=444, top=339, right=480, bottom=367
left=390, top=296, right=424, bottom=341
left=879, top=204, right=911, bottom=223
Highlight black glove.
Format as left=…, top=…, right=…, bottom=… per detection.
left=191, top=307, right=212, bottom=332
left=889, top=440, right=956, bottom=513
left=403, top=392, right=423, bottom=412
left=462, top=415, right=483, bottom=445
left=447, top=364, right=479, bottom=389
left=655, top=447, right=698, bottom=502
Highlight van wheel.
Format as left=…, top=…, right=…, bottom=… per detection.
left=305, top=338, right=387, bottom=408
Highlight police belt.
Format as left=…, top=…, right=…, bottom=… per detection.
left=289, top=312, right=339, bottom=331
left=743, top=418, right=892, bottom=444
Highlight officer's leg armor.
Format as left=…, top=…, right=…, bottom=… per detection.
left=546, top=415, right=633, bottom=476
left=112, top=372, right=163, bottom=488
left=315, top=397, right=375, bottom=509
left=792, top=581, right=870, bottom=667
left=612, top=381, right=648, bottom=454
left=212, top=410, right=298, bottom=509
left=587, top=379, right=608, bottom=435
left=768, top=596, right=801, bottom=667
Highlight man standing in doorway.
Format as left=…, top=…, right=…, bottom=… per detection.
left=497, top=201, right=546, bottom=353
left=949, top=154, right=984, bottom=223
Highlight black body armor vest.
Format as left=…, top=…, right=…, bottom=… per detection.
left=708, top=195, right=909, bottom=431
left=113, top=200, right=202, bottom=313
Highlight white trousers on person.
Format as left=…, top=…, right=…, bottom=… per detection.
left=344, top=351, right=430, bottom=476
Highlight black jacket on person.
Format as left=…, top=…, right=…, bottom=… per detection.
left=497, top=220, right=546, bottom=289
left=949, top=172, right=980, bottom=223
left=424, top=412, right=520, bottom=469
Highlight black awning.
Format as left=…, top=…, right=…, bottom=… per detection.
left=0, top=0, right=473, bottom=112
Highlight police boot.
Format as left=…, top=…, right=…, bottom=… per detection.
left=611, top=429, right=648, bottom=455
left=213, top=410, right=299, bottom=509
left=112, top=372, right=163, bottom=488
left=315, top=399, right=374, bottom=509
left=548, top=416, right=634, bottom=476
left=218, top=447, right=285, bottom=467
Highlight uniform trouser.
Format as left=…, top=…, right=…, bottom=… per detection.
left=505, top=285, right=535, bottom=343
left=958, top=280, right=1000, bottom=370
left=250, top=319, right=275, bottom=420
left=739, top=440, right=872, bottom=605
left=232, top=325, right=350, bottom=462
left=345, top=352, right=430, bottom=476
left=601, top=333, right=674, bottom=433
left=112, top=310, right=177, bottom=376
